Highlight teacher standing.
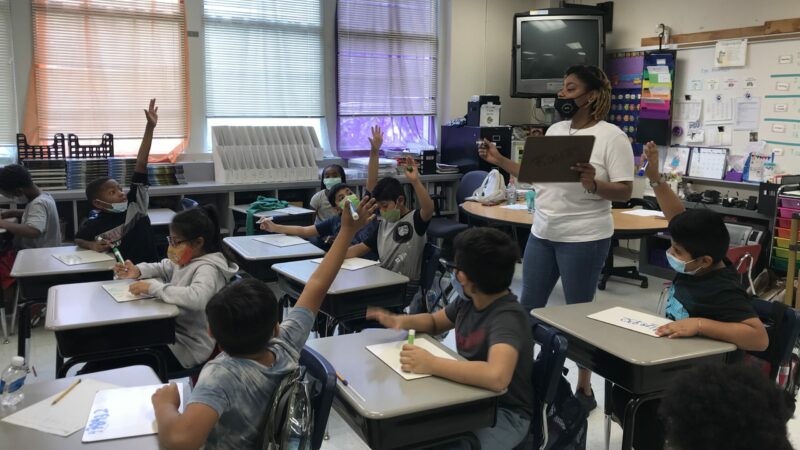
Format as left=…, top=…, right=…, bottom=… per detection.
left=479, top=65, right=634, bottom=411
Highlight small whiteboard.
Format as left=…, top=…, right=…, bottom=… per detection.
left=687, top=147, right=728, bottom=179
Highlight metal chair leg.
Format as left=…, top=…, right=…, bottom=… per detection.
left=9, top=285, right=19, bottom=336
left=0, top=308, right=7, bottom=344
left=604, top=413, right=612, bottom=450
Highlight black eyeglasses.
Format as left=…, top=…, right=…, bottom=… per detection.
left=439, top=258, right=459, bottom=273
left=166, top=236, right=195, bottom=247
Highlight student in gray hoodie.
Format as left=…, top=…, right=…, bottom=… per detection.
left=115, top=205, right=239, bottom=370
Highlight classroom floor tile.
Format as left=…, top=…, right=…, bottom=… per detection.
left=3, top=256, right=799, bottom=449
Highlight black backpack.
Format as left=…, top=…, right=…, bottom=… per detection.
left=262, top=366, right=315, bottom=450
left=542, top=370, right=588, bottom=450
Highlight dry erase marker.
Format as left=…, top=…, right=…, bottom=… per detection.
left=637, top=159, right=649, bottom=177
left=112, top=247, right=125, bottom=265
left=408, top=329, right=415, bottom=345
left=347, top=201, right=360, bottom=221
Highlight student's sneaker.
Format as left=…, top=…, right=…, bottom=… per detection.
left=575, top=388, right=597, bottom=413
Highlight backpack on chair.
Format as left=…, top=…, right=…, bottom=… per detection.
left=544, top=369, right=588, bottom=450
left=262, top=366, right=315, bottom=450
left=465, top=169, right=506, bottom=205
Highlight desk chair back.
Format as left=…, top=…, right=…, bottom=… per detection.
left=727, top=244, right=761, bottom=293
left=457, top=170, right=489, bottom=206
left=428, top=170, right=487, bottom=241
left=299, top=346, right=337, bottom=450
left=749, top=298, right=800, bottom=382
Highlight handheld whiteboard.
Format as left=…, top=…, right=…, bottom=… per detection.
left=517, top=136, right=595, bottom=183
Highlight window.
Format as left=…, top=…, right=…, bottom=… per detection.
left=0, top=0, right=16, bottom=164
left=29, top=0, right=188, bottom=159
left=204, top=0, right=325, bottom=150
left=337, top=0, right=439, bottom=158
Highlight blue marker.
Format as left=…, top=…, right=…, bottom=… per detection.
left=637, top=159, right=649, bottom=177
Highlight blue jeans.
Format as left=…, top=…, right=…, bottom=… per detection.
left=520, top=233, right=611, bottom=311
left=434, top=407, right=530, bottom=450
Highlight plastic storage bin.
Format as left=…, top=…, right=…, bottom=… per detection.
left=780, top=196, right=800, bottom=209
left=776, top=227, right=800, bottom=240
left=777, top=207, right=800, bottom=218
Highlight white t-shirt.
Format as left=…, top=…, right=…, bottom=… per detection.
left=309, top=190, right=338, bottom=223
left=531, top=120, right=634, bottom=243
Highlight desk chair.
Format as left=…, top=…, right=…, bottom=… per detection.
left=300, top=346, right=337, bottom=450
left=727, top=244, right=761, bottom=294
left=598, top=198, right=659, bottom=290
left=515, top=322, right=570, bottom=450
left=427, top=170, right=488, bottom=242
left=749, top=298, right=800, bottom=382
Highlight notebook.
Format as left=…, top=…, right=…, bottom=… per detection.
left=52, top=251, right=115, bottom=266
left=101, top=281, right=156, bottom=303
left=82, top=383, right=185, bottom=442
left=366, top=336, right=457, bottom=380
left=254, top=234, right=308, bottom=247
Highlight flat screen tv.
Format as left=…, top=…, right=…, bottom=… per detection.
left=512, top=10, right=605, bottom=98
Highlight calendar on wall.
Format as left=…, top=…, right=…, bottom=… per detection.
left=687, top=147, right=728, bottom=179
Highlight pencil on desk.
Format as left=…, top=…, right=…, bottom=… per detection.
left=51, top=378, right=81, bottom=405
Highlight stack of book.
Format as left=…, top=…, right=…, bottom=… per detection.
left=108, top=157, right=137, bottom=187
left=22, top=160, right=67, bottom=190
left=147, top=164, right=187, bottom=186
left=66, top=159, right=109, bottom=190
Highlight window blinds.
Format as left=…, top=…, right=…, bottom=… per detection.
left=337, top=0, right=439, bottom=117
left=0, top=0, right=16, bottom=146
left=31, top=0, right=187, bottom=146
left=204, top=0, right=324, bottom=118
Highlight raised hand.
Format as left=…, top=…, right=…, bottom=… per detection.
left=144, top=98, right=158, bottom=128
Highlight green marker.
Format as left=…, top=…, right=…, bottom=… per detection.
left=112, top=247, right=125, bottom=265
left=407, top=329, right=415, bottom=345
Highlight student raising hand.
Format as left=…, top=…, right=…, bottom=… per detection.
left=341, top=195, right=377, bottom=232
left=404, top=156, right=420, bottom=182
left=368, top=125, right=383, bottom=152
left=144, top=98, right=158, bottom=128
left=642, top=141, right=661, bottom=182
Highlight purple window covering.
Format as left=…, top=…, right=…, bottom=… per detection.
left=336, top=0, right=438, bottom=159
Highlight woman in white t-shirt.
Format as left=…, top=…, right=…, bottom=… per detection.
left=479, top=65, right=634, bottom=411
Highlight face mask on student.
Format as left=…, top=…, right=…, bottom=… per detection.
left=167, top=242, right=194, bottom=266
left=382, top=207, right=402, bottom=222
left=338, top=194, right=359, bottom=211
left=99, top=199, right=128, bottom=214
left=666, top=250, right=700, bottom=275
left=323, top=177, right=342, bottom=190
left=451, top=273, right=471, bottom=300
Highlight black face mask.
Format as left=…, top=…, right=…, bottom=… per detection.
left=554, top=93, right=589, bottom=119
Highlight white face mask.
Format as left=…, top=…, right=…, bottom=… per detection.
left=98, top=199, right=128, bottom=214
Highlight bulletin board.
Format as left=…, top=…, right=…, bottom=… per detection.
left=668, top=38, right=800, bottom=173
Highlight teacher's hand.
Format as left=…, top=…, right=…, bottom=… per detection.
left=478, top=139, right=502, bottom=165
left=571, top=162, right=597, bottom=193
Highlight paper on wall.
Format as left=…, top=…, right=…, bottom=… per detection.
left=714, top=39, right=748, bottom=68
left=587, top=307, right=672, bottom=337
left=704, top=97, right=733, bottom=124
left=734, top=98, right=761, bottom=131
left=673, top=100, right=702, bottom=122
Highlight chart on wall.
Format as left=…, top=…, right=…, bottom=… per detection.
left=670, top=38, right=800, bottom=173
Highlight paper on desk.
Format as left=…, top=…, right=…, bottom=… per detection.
left=587, top=307, right=672, bottom=337
left=366, top=336, right=457, bottom=380
left=501, top=203, right=529, bottom=210
left=310, top=257, right=379, bottom=271
left=52, top=251, right=115, bottom=266
left=1, top=378, right=119, bottom=436
left=254, top=234, right=308, bottom=247
left=102, top=280, right=156, bottom=303
left=83, top=383, right=184, bottom=442
left=621, top=210, right=665, bottom=218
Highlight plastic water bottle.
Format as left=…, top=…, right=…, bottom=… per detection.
left=506, top=177, right=518, bottom=205
left=0, top=356, right=27, bottom=407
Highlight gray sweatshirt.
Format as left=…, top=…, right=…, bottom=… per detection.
left=137, top=252, right=239, bottom=368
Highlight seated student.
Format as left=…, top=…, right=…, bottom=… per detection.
left=310, top=163, right=347, bottom=223
left=260, top=182, right=377, bottom=257
left=114, top=205, right=239, bottom=371
left=660, top=364, right=795, bottom=450
left=0, top=164, right=62, bottom=305
left=346, top=126, right=435, bottom=302
left=367, top=227, right=534, bottom=450
left=150, top=197, right=377, bottom=450
left=614, top=142, right=771, bottom=450
left=75, top=99, right=159, bottom=264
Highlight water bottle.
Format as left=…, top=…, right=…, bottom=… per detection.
left=1, top=356, right=27, bottom=407
left=506, top=177, right=518, bottom=205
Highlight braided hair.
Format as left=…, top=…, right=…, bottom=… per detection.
left=565, top=65, right=612, bottom=121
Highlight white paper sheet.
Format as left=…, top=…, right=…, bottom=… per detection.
left=673, top=100, right=702, bottom=122
left=52, top=251, right=115, bottom=266
left=82, top=384, right=185, bottom=442
left=101, top=281, right=156, bottom=303
left=714, top=39, right=748, bottom=68
left=500, top=204, right=529, bottom=210
left=664, top=146, right=691, bottom=175
left=704, top=98, right=733, bottom=124
left=310, top=257, right=379, bottom=271
left=254, top=234, right=309, bottom=247
left=621, top=210, right=665, bottom=218
left=366, top=336, right=457, bottom=380
left=1, top=379, right=119, bottom=436
left=734, top=98, right=761, bottom=131
left=704, top=126, right=733, bottom=147
left=587, top=307, right=672, bottom=337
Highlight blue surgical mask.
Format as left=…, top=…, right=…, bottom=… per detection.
left=323, top=177, right=342, bottom=190
left=666, top=251, right=699, bottom=275
left=450, top=273, right=471, bottom=300
left=99, top=200, right=128, bottom=214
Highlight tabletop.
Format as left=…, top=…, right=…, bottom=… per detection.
left=0, top=365, right=168, bottom=450
left=230, top=204, right=315, bottom=218
left=273, top=259, right=408, bottom=294
left=223, top=235, right=325, bottom=261
left=461, top=201, right=669, bottom=233
left=45, top=280, right=179, bottom=331
left=305, top=329, right=501, bottom=419
left=532, top=299, right=737, bottom=366
left=147, top=208, right=176, bottom=227
left=11, top=246, right=116, bottom=278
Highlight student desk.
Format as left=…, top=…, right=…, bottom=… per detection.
left=531, top=299, right=737, bottom=450
left=147, top=208, right=176, bottom=227
left=45, top=280, right=179, bottom=379
left=223, top=235, right=324, bottom=281
left=10, top=246, right=116, bottom=360
left=273, top=260, right=408, bottom=333
left=230, top=204, right=315, bottom=231
left=306, top=329, right=501, bottom=450
left=0, top=365, right=173, bottom=450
